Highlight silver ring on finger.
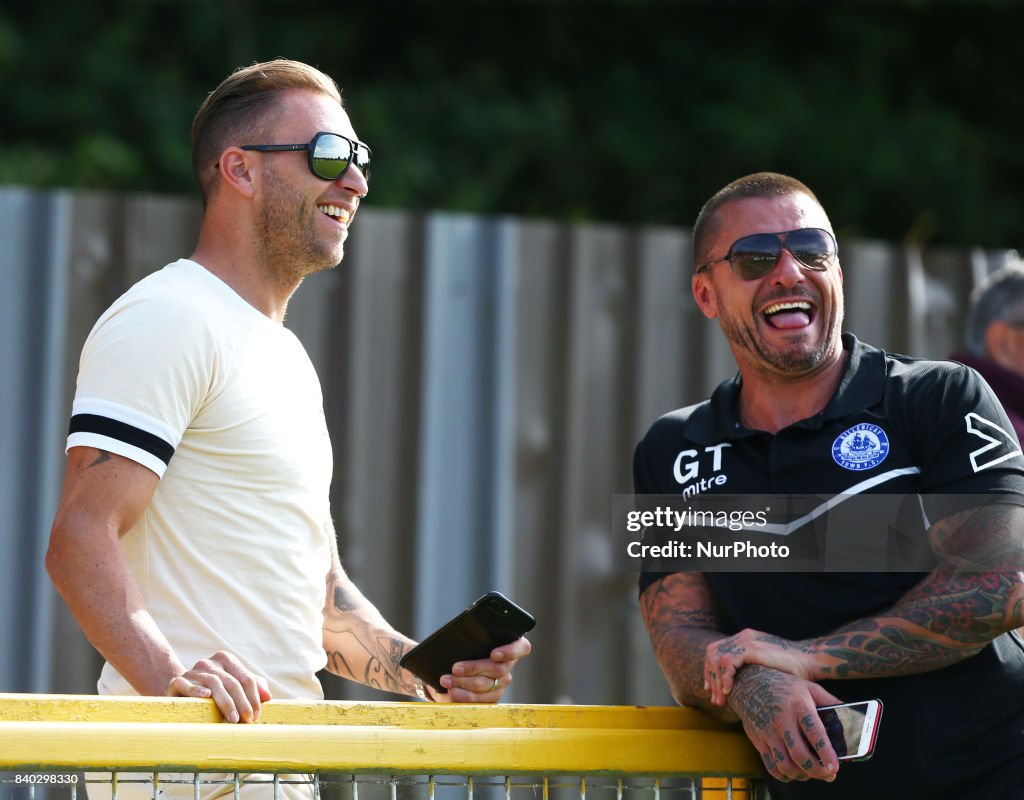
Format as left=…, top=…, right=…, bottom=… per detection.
left=490, top=677, right=500, bottom=692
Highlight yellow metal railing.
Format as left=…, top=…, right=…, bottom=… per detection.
left=0, top=694, right=764, bottom=797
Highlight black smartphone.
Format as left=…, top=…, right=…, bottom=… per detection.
left=817, top=699, right=883, bottom=761
left=399, top=591, right=536, bottom=694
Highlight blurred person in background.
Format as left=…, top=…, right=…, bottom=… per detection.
left=46, top=58, right=529, bottom=799
left=950, top=263, right=1024, bottom=444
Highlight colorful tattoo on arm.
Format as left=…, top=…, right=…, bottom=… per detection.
left=800, top=504, right=1024, bottom=679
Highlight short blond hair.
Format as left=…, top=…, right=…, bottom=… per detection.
left=191, top=59, right=342, bottom=204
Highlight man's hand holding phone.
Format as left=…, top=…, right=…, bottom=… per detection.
left=401, top=591, right=535, bottom=703
left=701, top=626, right=883, bottom=776
left=727, top=667, right=843, bottom=783
left=425, top=636, right=532, bottom=703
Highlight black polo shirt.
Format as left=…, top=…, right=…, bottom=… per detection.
left=635, top=334, right=1024, bottom=799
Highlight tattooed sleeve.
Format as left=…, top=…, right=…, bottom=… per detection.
left=801, top=502, right=1024, bottom=679
left=640, top=572, right=738, bottom=721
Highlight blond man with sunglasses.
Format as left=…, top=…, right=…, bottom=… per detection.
left=46, top=59, right=530, bottom=798
left=636, top=172, right=1024, bottom=797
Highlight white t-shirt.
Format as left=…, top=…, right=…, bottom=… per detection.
left=68, top=258, right=333, bottom=700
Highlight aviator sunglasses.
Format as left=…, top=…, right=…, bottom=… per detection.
left=237, top=131, right=372, bottom=184
left=695, top=228, right=837, bottom=280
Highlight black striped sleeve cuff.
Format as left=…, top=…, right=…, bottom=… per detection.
left=66, top=400, right=178, bottom=478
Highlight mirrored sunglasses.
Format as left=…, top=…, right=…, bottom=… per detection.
left=241, top=131, right=371, bottom=184
left=696, top=227, right=837, bottom=280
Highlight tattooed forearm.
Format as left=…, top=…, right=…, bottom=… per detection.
left=323, top=629, right=406, bottom=693
left=789, top=504, right=1024, bottom=681
left=323, top=567, right=418, bottom=695
left=812, top=621, right=977, bottom=678
left=640, top=573, right=736, bottom=720
left=810, top=576, right=1012, bottom=678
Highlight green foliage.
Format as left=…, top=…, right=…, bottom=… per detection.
left=2, top=0, right=1023, bottom=249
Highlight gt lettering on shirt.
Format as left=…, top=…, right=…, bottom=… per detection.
left=673, top=443, right=731, bottom=484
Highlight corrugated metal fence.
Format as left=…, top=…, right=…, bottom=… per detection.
left=0, top=186, right=1015, bottom=707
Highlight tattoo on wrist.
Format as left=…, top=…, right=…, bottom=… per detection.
left=729, top=666, right=785, bottom=731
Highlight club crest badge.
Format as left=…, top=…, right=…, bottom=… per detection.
left=832, top=423, right=890, bottom=471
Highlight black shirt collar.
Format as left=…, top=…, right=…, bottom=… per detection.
left=689, top=333, right=886, bottom=443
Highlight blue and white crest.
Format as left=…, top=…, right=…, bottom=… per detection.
left=831, top=423, right=890, bottom=471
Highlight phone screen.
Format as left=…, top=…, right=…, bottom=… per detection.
left=817, top=701, right=881, bottom=760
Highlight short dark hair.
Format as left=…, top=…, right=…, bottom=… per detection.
left=191, top=59, right=343, bottom=206
left=966, top=263, right=1024, bottom=355
left=692, top=172, right=821, bottom=269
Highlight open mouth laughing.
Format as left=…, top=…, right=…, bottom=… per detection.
left=762, top=299, right=816, bottom=330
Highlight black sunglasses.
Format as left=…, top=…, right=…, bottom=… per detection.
left=239, top=131, right=371, bottom=184
left=695, top=227, right=837, bottom=280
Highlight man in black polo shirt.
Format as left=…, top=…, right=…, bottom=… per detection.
left=636, top=172, right=1024, bottom=798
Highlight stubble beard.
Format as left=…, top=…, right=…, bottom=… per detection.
left=719, top=302, right=844, bottom=376
left=258, top=165, right=345, bottom=286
